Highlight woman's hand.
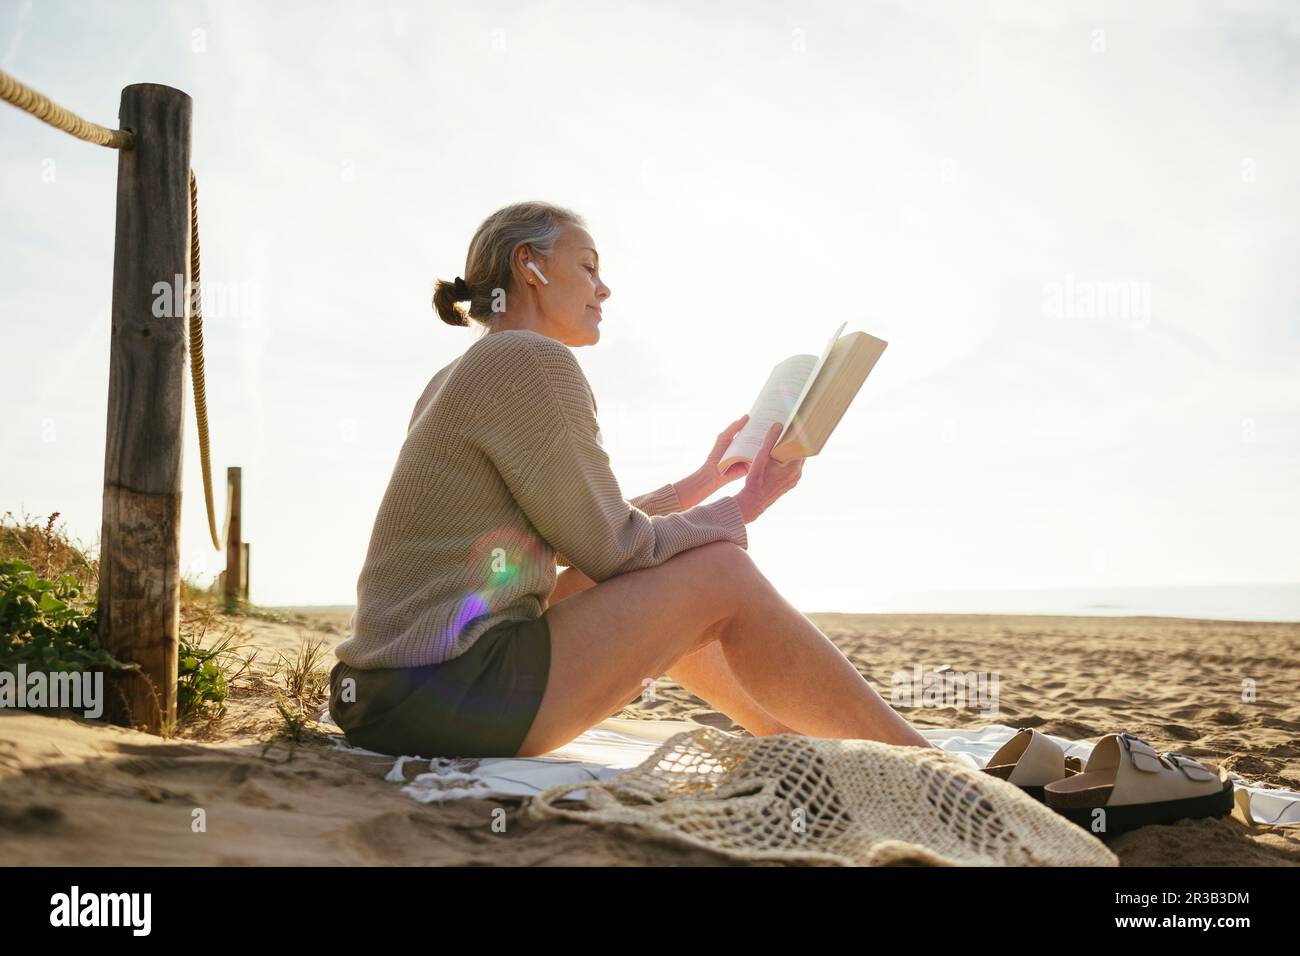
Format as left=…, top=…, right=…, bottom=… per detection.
left=702, top=414, right=751, bottom=488
left=671, top=414, right=753, bottom=510
left=734, top=422, right=804, bottom=523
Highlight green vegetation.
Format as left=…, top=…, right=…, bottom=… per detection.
left=269, top=635, right=331, bottom=745
left=3, top=510, right=338, bottom=746
left=176, top=599, right=258, bottom=724
left=0, top=557, right=136, bottom=677
left=1, top=510, right=255, bottom=730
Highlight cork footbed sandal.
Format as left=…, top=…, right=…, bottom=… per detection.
left=981, top=728, right=1084, bottom=802
left=1044, top=731, right=1234, bottom=838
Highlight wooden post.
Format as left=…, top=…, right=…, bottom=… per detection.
left=98, top=83, right=192, bottom=733
left=223, top=466, right=242, bottom=606
left=241, top=542, right=250, bottom=601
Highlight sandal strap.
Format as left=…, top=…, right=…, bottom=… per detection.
left=1159, top=750, right=1219, bottom=782
left=986, top=728, right=1066, bottom=787
left=1117, top=732, right=1167, bottom=773
left=1116, top=732, right=1219, bottom=781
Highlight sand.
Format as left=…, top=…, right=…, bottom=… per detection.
left=2, top=609, right=1297, bottom=866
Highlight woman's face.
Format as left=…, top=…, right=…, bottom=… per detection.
left=519, top=222, right=610, bottom=346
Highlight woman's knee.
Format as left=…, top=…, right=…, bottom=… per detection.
left=695, top=540, right=760, bottom=580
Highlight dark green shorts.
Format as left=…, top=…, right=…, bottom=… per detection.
left=328, top=614, right=551, bottom=759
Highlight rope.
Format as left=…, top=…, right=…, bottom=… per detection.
left=188, top=170, right=222, bottom=550
left=0, top=68, right=135, bottom=149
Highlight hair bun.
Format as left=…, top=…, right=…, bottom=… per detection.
left=432, top=278, right=471, bottom=326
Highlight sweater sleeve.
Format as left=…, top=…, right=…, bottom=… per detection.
left=557, top=482, right=681, bottom=567
left=468, top=334, right=747, bottom=583
left=631, top=482, right=682, bottom=516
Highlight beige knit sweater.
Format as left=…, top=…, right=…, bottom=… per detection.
left=334, top=328, right=749, bottom=670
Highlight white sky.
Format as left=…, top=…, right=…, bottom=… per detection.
left=2, top=0, right=1297, bottom=609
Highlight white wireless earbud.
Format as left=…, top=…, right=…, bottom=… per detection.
left=525, top=261, right=549, bottom=286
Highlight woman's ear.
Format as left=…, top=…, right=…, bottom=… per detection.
left=513, top=243, right=535, bottom=282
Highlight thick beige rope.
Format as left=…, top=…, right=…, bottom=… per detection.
left=188, top=170, right=222, bottom=550
left=2, top=69, right=223, bottom=550
left=0, top=68, right=134, bottom=149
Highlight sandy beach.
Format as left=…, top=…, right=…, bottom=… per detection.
left=2, top=608, right=1297, bottom=866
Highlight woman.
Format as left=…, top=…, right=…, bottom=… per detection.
left=329, top=200, right=932, bottom=759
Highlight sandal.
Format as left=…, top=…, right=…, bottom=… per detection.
left=1044, top=731, right=1234, bottom=837
left=982, top=728, right=1083, bottom=802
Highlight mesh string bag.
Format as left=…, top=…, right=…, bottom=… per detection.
left=526, top=727, right=1119, bottom=866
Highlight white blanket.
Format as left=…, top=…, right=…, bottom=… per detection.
left=319, top=710, right=1300, bottom=827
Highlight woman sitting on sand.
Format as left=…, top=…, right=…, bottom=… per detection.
left=328, top=200, right=933, bottom=758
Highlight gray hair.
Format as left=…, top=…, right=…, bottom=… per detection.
left=433, top=201, right=587, bottom=330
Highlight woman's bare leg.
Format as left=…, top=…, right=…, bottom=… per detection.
left=516, top=542, right=933, bottom=756
left=664, top=641, right=799, bottom=736
left=547, top=565, right=798, bottom=737
left=545, top=564, right=595, bottom=607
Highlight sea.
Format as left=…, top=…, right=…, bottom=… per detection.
left=855, top=583, right=1300, bottom=623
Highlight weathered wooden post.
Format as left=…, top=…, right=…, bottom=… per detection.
left=98, top=84, right=192, bottom=733
left=223, top=466, right=242, bottom=606
left=215, top=542, right=250, bottom=601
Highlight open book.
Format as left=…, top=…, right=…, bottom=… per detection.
left=718, top=321, right=888, bottom=473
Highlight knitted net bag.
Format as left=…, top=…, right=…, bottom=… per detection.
left=526, top=727, right=1118, bottom=866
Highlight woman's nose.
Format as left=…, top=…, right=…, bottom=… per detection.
left=596, top=280, right=611, bottom=301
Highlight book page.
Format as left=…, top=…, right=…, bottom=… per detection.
left=718, top=354, right=817, bottom=469
left=777, top=320, right=846, bottom=443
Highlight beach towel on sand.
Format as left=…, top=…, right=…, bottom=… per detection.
left=320, top=711, right=1300, bottom=866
